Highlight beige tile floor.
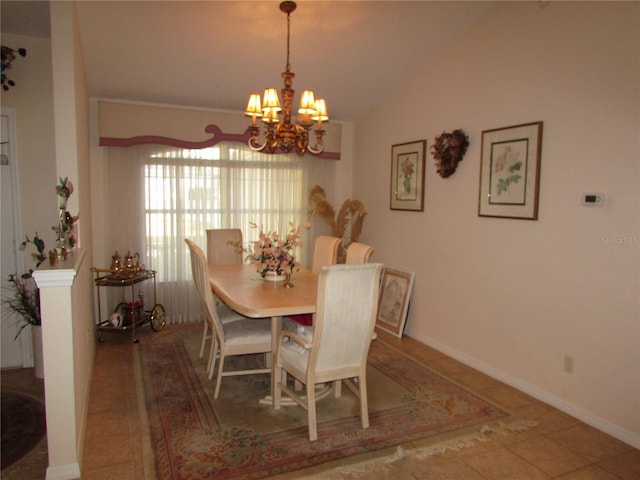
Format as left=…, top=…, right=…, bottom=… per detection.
left=75, top=326, right=638, bottom=479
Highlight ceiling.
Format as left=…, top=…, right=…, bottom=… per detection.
left=2, top=1, right=498, bottom=121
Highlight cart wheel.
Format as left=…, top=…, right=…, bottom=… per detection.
left=150, top=304, right=166, bottom=331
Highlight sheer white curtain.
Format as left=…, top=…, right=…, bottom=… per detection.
left=104, top=142, right=335, bottom=324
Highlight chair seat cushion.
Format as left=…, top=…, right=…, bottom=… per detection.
left=223, top=319, right=271, bottom=346
left=280, top=337, right=310, bottom=367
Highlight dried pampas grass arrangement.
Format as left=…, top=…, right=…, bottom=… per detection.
left=308, top=186, right=367, bottom=263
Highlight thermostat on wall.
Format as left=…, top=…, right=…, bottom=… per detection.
left=581, top=193, right=605, bottom=207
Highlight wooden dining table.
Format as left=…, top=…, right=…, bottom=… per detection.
left=208, top=264, right=318, bottom=400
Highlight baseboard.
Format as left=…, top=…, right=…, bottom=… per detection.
left=46, top=462, right=81, bottom=480
left=419, top=335, right=640, bottom=449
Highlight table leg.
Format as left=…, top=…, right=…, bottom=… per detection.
left=270, top=315, right=282, bottom=402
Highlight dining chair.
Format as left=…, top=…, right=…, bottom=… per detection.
left=185, top=239, right=271, bottom=398
left=274, top=263, right=384, bottom=441
left=345, top=242, right=374, bottom=264
left=310, top=235, right=341, bottom=273
left=206, top=228, right=243, bottom=266
left=202, top=228, right=244, bottom=358
left=284, top=235, right=341, bottom=332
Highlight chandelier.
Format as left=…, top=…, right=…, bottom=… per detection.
left=245, top=1, right=328, bottom=156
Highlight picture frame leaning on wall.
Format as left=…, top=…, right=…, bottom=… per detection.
left=376, top=266, right=415, bottom=338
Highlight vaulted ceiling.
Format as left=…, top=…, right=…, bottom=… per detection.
left=2, top=1, right=498, bottom=121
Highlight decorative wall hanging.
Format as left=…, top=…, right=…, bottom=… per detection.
left=307, top=185, right=367, bottom=263
left=430, top=129, right=469, bottom=178
left=478, top=122, right=543, bottom=220
left=390, top=140, right=426, bottom=211
left=376, top=266, right=415, bottom=338
left=1, top=45, right=27, bottom=91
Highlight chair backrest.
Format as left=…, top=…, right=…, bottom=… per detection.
left=206, top=228, right=243, bottom=266
left=185, top=239, right=223, bottom=338
left=310, top=263, right=384, bottom=374
left=311, top=235, right=341, bottom=273
left=345, top=242, right=374, bottom=264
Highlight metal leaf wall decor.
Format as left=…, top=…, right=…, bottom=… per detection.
left=1, top=45, right=27, bottom=91
left=430, top=129, right=469, bottom=178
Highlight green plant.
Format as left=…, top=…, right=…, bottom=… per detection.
left=3, top=272, right=41, bottom=338
left=2, top=233, right=46, bottom=338
left=20, top=233, right=46, bottom=267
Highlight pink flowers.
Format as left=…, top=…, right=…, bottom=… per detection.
left=246, top=221, right=310, bottom=276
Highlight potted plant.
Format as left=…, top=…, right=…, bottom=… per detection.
left=2, top=233, right=46, bottom=378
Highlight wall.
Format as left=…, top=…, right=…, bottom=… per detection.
left=354, top=1, right=639, bottom=446
left=51, top=0, right=95, bottom=472
left=4, top=4, right=96, bottom=478
left=0, top=32, right=57, bottom=259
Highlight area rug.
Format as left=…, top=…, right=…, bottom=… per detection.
left=1, top=391, right=47, bottom=470
left=135, top=324, right=534, bottom=479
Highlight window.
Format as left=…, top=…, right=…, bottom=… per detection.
left=105, top=142, right=334, bottom=323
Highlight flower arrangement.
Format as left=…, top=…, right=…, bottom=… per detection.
left=234, top=221, right=310, bottom=277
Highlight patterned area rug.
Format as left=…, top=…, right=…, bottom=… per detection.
left=136, top=324, right=534, bottom=479
left=1, top=391, right=47, bottom=471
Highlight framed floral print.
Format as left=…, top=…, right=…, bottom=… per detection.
left=390, top=140, right=426, bottom=211
left=478, top=122, right=543, bottom=220
left=376, top=266, right=415, bottom=338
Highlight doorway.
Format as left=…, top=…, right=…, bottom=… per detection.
left=1, top=107, right=31, bottom=369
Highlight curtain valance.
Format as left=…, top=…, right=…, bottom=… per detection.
left=97, top=100, right=341, bottom=160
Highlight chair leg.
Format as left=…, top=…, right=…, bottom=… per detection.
left=307, top=382, right=318, bottom=441
left=207, top=335, right=218, bottom=379
left=199, top=321, right=208, bottom=358
left=274, top=364, right=282, bottom=409
left=213, top=351, right=225, bottom=399
left=265, top=351, right=272, bottom=369
left=358, top=373, right=369, bottom=429
left=333, top=379, right=342, bottom=398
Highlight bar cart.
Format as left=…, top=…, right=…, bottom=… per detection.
left=91, top=266, right=166, bottom=343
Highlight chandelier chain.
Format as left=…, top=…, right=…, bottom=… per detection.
left=285, top=10, right=291, bottom=73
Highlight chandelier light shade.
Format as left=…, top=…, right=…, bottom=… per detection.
left=245, top=1, right=329, bottom=156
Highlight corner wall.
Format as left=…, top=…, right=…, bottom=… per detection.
left=354, top=1, right=639, bottom=446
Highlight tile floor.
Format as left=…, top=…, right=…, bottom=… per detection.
left=22, top=325, right=640, bottom=479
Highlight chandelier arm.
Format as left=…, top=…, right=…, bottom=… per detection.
left=305, top=129, right=326, bottom=155
left=248, top=136, right=267, bottom=152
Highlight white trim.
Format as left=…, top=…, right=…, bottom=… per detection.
left=32, top=248, right=85, bottom=288
left=94, top=96, right=349, bottom=126
left=45, top=462, right=81, bottom=480
left=421, top=334, right=640, bottom=449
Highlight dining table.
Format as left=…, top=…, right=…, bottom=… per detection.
left=208, top=264, right=318, bottom=402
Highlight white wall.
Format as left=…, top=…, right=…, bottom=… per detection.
left=354, top=1, right=639, bottom=446
left=50, top=1, right=96, bottom=473
left=0, top=33, right=57, bottom=259
left=3, top=4, right=97, bottom=478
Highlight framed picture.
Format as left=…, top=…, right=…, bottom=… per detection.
left=478, top=122, right=543, bottom=220
left=390, top=140, right=426, bottom=211
left=376, top=266, right=415, bottom=338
